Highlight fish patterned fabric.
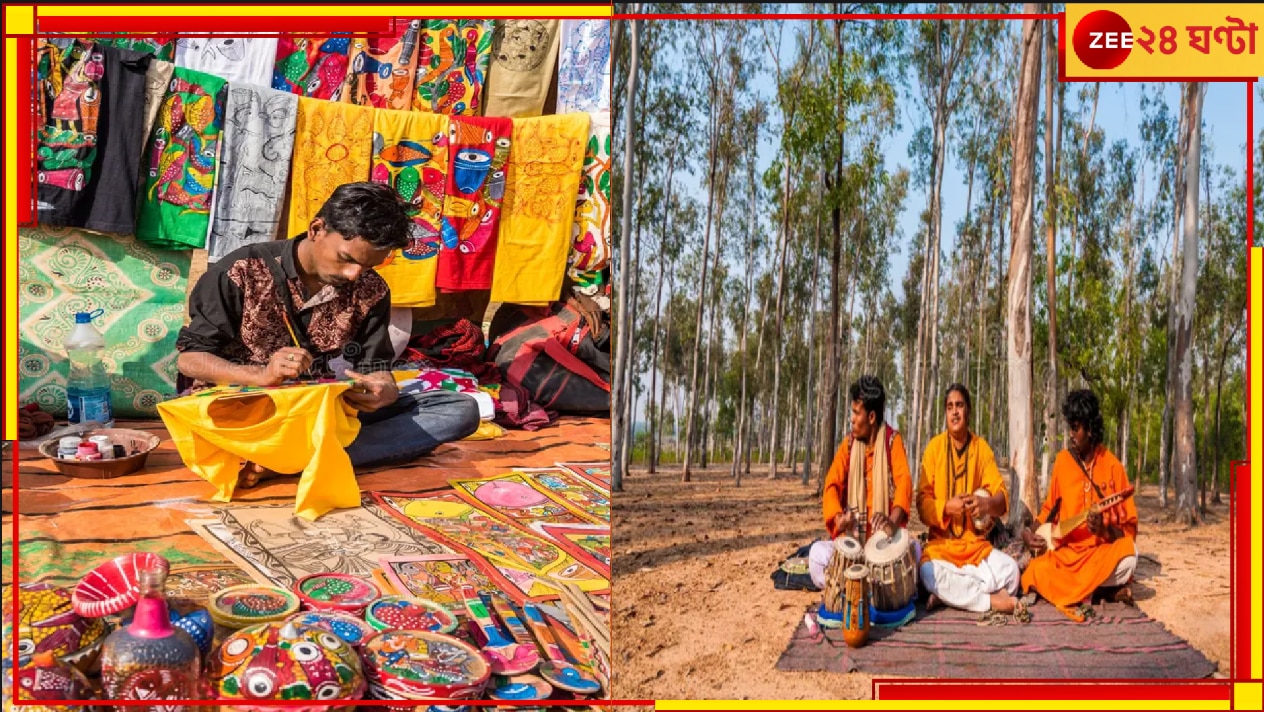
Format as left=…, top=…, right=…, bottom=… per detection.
left=567, top=111, right=612, bottom=298
left=370, top=109, right=450, bottom=308
left=18, top=226, right=191, bottom=418
left=271, top=34, right=351, bottom=100
left=206, top=84, right=298, bottom=262
left=174, top=37, right=278, bottom=87
left=37, top=41, right=152, bottom=235
left=482, top=20, right=561, bottom=119
left=491, top=113, right=590, bottom=305
left=556, top=19, right=611, bottom=114
left=135, top=65, right=227, bottom=250
left=286, top=96, right=373, bottom=237
left=340, top=21, right=423, bottom=111
left=411, top=19, right=495, bottom=116
left=96, top=34, right=177, bottom=62
left=437, top=115, right=512, bottom=291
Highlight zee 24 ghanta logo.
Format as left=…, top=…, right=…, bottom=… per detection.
left=1072, top=9, right=1258, bottom=70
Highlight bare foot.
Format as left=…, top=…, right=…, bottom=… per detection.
left=925, top=594, right=942, bottom=612
left=238, top=461, right=284, bottom=488
left=1112, top=585, right=1134, bottom=606
left=989, top=591, right=1017, bottom=613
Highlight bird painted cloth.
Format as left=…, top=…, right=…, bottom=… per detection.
left=412, top=19, right=495, bottom=115
left=437, top=115, right=512, bottom=291
left=271, top=34, right=351, bottom=100
left=567, top=111, right=612, bottom=298
left=370, top=109, right=450, bottom=307
left=135, top=65, right=227, bottom=249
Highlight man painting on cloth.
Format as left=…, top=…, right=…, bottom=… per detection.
left=1021, top=388, right=1139, bottom=621
left=808, top=375, right=915, bottom=588
left=917, top=383, right=1023, bottom=616
left=175, top=182, right=480, bottom=486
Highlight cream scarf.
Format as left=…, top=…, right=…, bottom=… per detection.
left=848, top=422, right=891, bottom=540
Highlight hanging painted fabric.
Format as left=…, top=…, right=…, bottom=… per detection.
left=370, top=109, right=449, bottom=308
left=271, top=34, right=351, bottom=100
left=36, top=41, right=151, bottom=234
left=142, top=58, right=175, bottom=138
left=436, top=115, right=511, bottom=292
left=207, top=84, right=298, bottom=262
left=175, top=36, right=278, bottom=87
left=490, top=113, right=590, bottom=305
left=97, top=34, right=177, bottom=62
left=340, top=20, right=422, bottom=111
left=157, top=383, right=363, bottom=521
left=556, top=19, right=611, bottom=114
left=285, top=96, right=373, bottom=237
left=135, top=66, right=227, bottom=250
left=567, top=111, right=612, bottom=304
left=482, top=20, right=560, bottom=118
left=411, top=19, right=495, bottom=116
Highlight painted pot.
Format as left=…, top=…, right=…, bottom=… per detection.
left=364, top=596, right=458, bottom=635
left=361, top=629, right=491, bottom=701
left=294, top=573, right=379, bottom=616
left=7, top=652, right=95, bottom=712
left=208, top=620, right=366, bottom=711
left=4, top=583, right=108, bottom=674
left=209, top=584, right=300, bottom=630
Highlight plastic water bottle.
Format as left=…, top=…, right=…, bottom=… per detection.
left=65, top=309, right=113, bottom=427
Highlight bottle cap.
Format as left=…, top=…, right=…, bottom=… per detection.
left=59, top=436, right=83, bottom=449
left=76, top=442, right=99, bottom=454
left=73, top=309, right=104, bottom=324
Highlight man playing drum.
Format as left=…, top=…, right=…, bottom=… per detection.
left=916, top=384, right=1023, bottom=615
left=1020, top=389, right=1139, bottom=621
left=809, top=376, right=915, bottom=589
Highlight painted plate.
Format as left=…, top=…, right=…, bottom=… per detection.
left=361, top=630, right=490, bottom=700
left=285, top=610, right=378, bottom=648
left=209, top=585, right=300, bottom=629
left=365, top=596, right=458, bottom=635
left=294, top=573, right=379, bottom=614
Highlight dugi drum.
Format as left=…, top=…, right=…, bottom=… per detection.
left=820, top=536, right=864, bottom=625
left=863, top=527, right=918, bottom=612
left=841, top=564, right=871, bottom=648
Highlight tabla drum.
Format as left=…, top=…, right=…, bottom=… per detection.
left=863, top=527, right=919, bottom=612
left=841, top=564, right=870, bottom=648
left=820, top=537, right=864, bottom=623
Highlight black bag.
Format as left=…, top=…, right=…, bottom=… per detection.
left=487, top=303, right=610, bottom=414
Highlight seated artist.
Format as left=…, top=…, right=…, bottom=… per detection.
left=916, top=384, right=1023, bottom=615
left=175, top=182, right=481, bottom=486
left=1020, top=389, right=1139, bottom=620
left=809, top=376, right=915, bottom=588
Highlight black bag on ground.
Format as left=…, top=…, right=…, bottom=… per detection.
left=487, top=303, right=610, bottom=414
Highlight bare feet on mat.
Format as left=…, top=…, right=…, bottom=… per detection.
left=925, top=594, right=942, bottom=612
left=239, top=461, right=283, bottom=488
left=1112, top=585, right=1134, bottom=606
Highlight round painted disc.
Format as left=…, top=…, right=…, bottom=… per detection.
left=295, top=573, right=379, bottom=612
left=365, top=596, right=458, bottom=634
left=285, top=610, right=377, bottom=647
left=209, top=584, right=299, bottom=629
left=538, top=661, right=601, bottom=695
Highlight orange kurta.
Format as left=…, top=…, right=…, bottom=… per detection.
left=822, top=428, right=913, bottom=540
left=1020, top=445, right=1138, bottom=607
left=917, top=431, right=1007, bottom=567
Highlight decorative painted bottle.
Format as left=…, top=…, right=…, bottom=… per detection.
left=100, top=565, right=201, bottom=711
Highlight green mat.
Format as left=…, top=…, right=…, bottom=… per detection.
left=18, top=226, right=191, bottom=418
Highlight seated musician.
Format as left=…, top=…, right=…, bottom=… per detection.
left=1021, top=389, right=1138, bottom=620
left=809, top=375, right=914, bottom=588
left=916, top=384, right=1022, bottom=614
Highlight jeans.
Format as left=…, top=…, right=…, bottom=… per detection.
left=346, top=390, right=481, bottom=469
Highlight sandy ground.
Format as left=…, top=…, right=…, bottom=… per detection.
left=611, top=464, right=1232, bottom=700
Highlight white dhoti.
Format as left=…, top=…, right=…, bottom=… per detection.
left=1101, top=542, right=1139, bottom=587
left=809, top=536, right=923, bottom=590
left=920, top=548, right=1020, bottom=613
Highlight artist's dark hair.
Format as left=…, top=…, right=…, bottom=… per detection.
left=849, top=375, right=885, bottom=424
left=1062, top=388, right=1105, bottom=446
left=314, top=182, right=412, bottom=251
left=944, top=383, right=972, bottom=418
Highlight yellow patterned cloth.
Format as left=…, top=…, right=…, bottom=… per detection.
left=286, top=97, right=373, bottom=237
left=369, top=109, right=449, bottom=308
left=490, top=113, right=590, bottom=305
left=157, top=383, right=362, bottom=520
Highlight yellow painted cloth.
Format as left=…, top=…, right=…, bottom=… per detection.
left=156, top=383, right=362, bottom=520
left=490, top=113, right=590, bottom=305
left=463, top=420, right=506, bottom=441
left=370, top=109, right=449, bottom=308
left=916, top=431, right=1007, bottom=567
left=286, top=97, right=373, bottom=236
